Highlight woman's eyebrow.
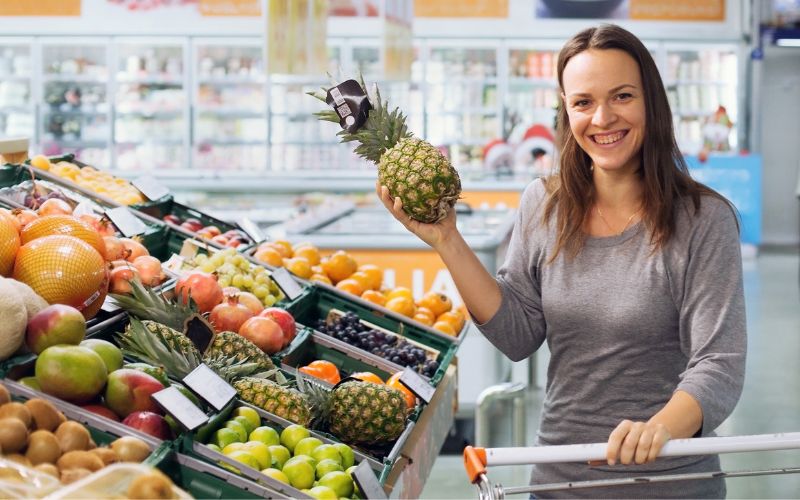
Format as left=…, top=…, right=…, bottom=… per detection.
left=567, top=84, right=638, bottom=98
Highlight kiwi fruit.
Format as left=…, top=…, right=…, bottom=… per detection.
left=24, top=399, right=64, bottom=432
left=57, top=450, right=104, bottom=472
left=60, top=467, right=92, bottom=485
left=34, top=463, right=60, bottom=478
left=26, top=430, right=62, bottom=465
left=4, top=454, right=31, bottom=467
left=126, top=471, right=177, bottom=499
left=0, top=417, right=28, bottom=453
left=0, top=402, right=32, bottom=428
left=0, top=384, right=10, bottom=405
left=55, top=421, right=91, bottom=452
left=89, top=447, right=118, bottom=466
left=110, top=436, right=150, bottom=463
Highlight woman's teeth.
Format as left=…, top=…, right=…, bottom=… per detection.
left=594, top=131, right=625, bottom=144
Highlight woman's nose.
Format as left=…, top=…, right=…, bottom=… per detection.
left=591, top=103, right=617, bottom=128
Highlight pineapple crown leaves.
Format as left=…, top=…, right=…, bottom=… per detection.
left=117, top=317, right=203, bottom=380
left=294, top=371, right=333, bottom=428
left=202, top=353, right=269, bottom=383
left=110, top=278, right=197, bottom=332
left=309, top=74, right=412, bottom=164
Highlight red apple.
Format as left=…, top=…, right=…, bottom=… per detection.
left=104, top=368, right=165, bottom=418
left=163, top=214, right=181, bottom=225
left=26, top=304, right=87, bottom=354
left=122, top=411, right=172, bottom=440
left=239, top=316, right=284, bottom=354
left=259, top=307, right=297, bottom=346
left=81, top=404, right=120, bottom=422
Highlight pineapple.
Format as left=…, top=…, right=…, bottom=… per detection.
left=233, top=377, right=311, bottom=426
left=311, top=77, right=461, bottom=223
left=205, top=331, right=276, bottom=374
left=111, top=279, right=196, bottom=332
left=118, top=319, right=203, bottom=379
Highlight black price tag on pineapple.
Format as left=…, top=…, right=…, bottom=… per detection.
left=399, top=366, right=435, bottom=404
left=183, top=364, right=237, bottom=411
left=238, top=217, right=265, bottom=244
left=104, top=206, right=148, bottom=237
left=271, top=267, right=304, bottom=301
left=152, top=386, right=209, bottom=431
left=133, top=176, right=170, bottom=201
left=326, top=79, right=372, bottom=133
left=352, top=461, right=388, bottom=500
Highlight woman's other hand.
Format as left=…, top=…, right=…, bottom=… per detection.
left=605, top=419, right=671, bottom=465
left=376, top=182, right=458, bottom=250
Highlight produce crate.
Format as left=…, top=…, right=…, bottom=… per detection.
left=284, top=284, right=459, bottom=388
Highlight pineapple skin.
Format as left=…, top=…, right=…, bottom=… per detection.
left=378, top=137, right=461, bottom=224
left=233, top=377, right=311, bottom=426
left=328, top=381, right=407, bottom=445
left=205, top=331, right=276, bottom=373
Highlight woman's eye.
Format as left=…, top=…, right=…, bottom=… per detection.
left=615, top=93, right=633, bottom=101
left=572, top=99, right=590, bottom=108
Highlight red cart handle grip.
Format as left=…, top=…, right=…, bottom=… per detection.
left=463, top=446, right=487, bottom=484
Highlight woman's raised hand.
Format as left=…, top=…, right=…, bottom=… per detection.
left=376, top=183, right=458, bottom=250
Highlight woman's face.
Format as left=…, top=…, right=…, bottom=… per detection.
left=561, top=48, right=645, bottom=175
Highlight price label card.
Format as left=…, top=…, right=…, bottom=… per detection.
left=271, top=267, right=304, bottom=301
left=152, top=386, right=209, bottom=431
left=238, top=218, right=265, bottom=244
left=133, top=176, right=170, bottom=201
left=105, top=206, right=148, bottom=237
left=162, top=253, right=185, bottom=273
left=183, top=364, right=237, bottom=411
left=399, top=366, right=435, bottom=404
left=351, top=462, right=387, bottom=500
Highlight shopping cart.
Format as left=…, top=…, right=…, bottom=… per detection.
left=463, top=432, right=800, bottom=499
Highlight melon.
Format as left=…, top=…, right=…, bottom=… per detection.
left=0, top=279, right=26, bottom=360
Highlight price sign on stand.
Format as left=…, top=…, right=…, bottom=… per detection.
left=133, top=176, right=170, bottom=202
left=271, top=267, right=304, bottom=301
left=238, top=218, right=265, bottom=244
left=183, top=364, right=237, bottom=411
left=352, top=461, right=388, bottom=499
left=104, top=207, right=148, bottom=237
left=399, top=366, right=435, bottom=404
left=152, top=386, right=209, bottom=431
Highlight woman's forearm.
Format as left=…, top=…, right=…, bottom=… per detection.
left=648, top=390, right=704, bottom=439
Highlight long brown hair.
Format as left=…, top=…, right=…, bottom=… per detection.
left=543, top=24, right=734, bottom=261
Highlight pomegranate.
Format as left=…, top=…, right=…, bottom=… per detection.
left=131, top=255, right=165, bottom=287
left=120, top=238, right=148, bottom=261
left=103, top=236, right=130, bottom=261
left=110, top=264, right=140, bottom=294
left=37, top=198, right=73, bottom=216
left=12, top=208, right=38, bottom=229
left=175, top=270, right=223, bottom=313
left=209, top=295, right=254, bottom=333
left=223, top=287, right=263, bottom=315
left=238, top=316, right=284, bottom=354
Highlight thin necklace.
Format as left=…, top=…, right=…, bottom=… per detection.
left=596, top=205, right=642, bottom=236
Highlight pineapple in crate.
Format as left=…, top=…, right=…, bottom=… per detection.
left=310, top=77, right=462, bottom=224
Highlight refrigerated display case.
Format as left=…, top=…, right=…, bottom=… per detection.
left=0, top=38, right=34, bottom=141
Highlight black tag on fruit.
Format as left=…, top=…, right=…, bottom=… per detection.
left=152, top=386, right=209, bottom=431
left=399, top=366, right=435, bottom=404
left=132, top=176, right=170, bottom=202
left=271, top=267, right=304, bottom=301
left=104, top=206, right=148, bottom=237
left=326, top=79, right=372, bottom=133
left=183, top=364, right=237, bottom=411
left=352, top=461, right=388, bottom=499
left=183, top=314, right=216, bottom=355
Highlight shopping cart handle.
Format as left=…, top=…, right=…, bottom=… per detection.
left=464, top=446, right=488, bottom=484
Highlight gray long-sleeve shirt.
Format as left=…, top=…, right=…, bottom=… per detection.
left=475, top=179, right=747, bottom=498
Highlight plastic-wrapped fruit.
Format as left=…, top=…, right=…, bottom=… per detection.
left=13, top=235, right=109, bottom=319
left=0, top=216, right=20, bottom=276
left=21, top=215, right=106, bottom=258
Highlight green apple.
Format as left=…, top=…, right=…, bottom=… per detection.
left=333, top=443, right=355, bottom=469
left=261, top=467, right=290, bottom=484
left=280, top=424, right=310, bottom=453
left=285, top=455, right=316, bottom=470
left=241, top=441, right=272, bottom=470
left=318, top=470, right=354, bottom=498
left=223, top=442, right=247, bottom=455
left=212, top=427, right=241, bottom=449
left=225, top=420, right=248, bottom=442
left=282, top=457, right=315, bottom=489
left=250, top=426, right=280, bottom=447
left=315, top=458, right=343, bottom=479
left=227, top=450, right=261, bottom=471
left=234, top=406, right=261, bottom=431
left=233, top=415, right=256, bottom=435
left=311, top=444, right=342, bottom=466
left=206, top=443, right=221, bottom=453
left=268, top=445, right=291, bottom=469
left=293, top=437, right=323, bottom=458
left=307, top=485, right=338, bottom=500
left=346, top=465, right=360, bottom=497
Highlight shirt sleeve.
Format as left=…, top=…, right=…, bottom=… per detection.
left=673, top=198, right=747, bottom=435
left=473, top=181, right=548, bottom=362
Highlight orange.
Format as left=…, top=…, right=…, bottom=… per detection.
left=432, top=321, right=457, bottom=336
left=412, top=312, right=435, bottom=327
left=284, top=257, right=313, bottom=279
left=360, top=290, right=386, bottom=307
left=271, top=240, right=294, bottom=258
left=350, top=372, right=384, bottom=385
left=415, top=307, right=436, bottom=323
left=311, top=265, right=324, bottom=274
left=253, top=246, right=284, bottom=267
left=298, top=365, right=326, bottom=381
left=385, top=287, right=413, bottom=302
left=293, top=245, right=321, bottom=266
left=321, top=251, right=357, bottom=284
left=418, top=291, right=452, bottom=316
left=385, top=296, right=416, bottom=317
left=292, top=241, right=314, bottom=252
left=348, top=271, right=373, bottom=291
left=308, top=360, right=341, bottom=384
left=357, top=264, right=383, bottom=290
left=386, top=372, right=416, bottom=409
left=30, top=154, right=52, bottom=171
left=335, top=278, right=364, bottom=296
left=309, top=273, right=332, bottom=285
left=437, top=310, right=466, bottom=333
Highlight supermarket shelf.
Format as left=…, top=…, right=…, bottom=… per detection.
left=0, top=74, right=30, bottom=82
left=427, top=107, right=498, bottom=115
left=43, top=109, right=108, bottom=117
left=42, top=74, right=107, bottom=83
left=115, top=74, right=184, bottom=85
left=42, top=139, right=108, bottom=147
left=115, top=110, right=183, bottom=118
left=195, top=108, right=264, bottom=118
left=0, top=105, right=33, bottom=113
left=427, top=77, right=498, bottom=85
left=508, top=77, right=558, bottom=88
left=195, top=139, right=265, bottom=146
left=272, top=140, right=340, bottom=146
left=197, top=76, right=265, bottom=85
left=116, top=139, right=183, bottom=146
